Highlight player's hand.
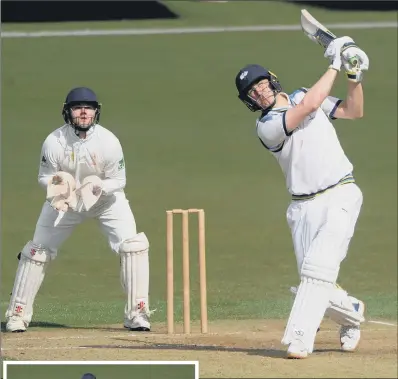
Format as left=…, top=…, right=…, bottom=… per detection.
left=341, top=46, right=369, bottom=83
left=46, top=172, right=75, bottom=200
left=75, top=175, right=103, bottom=211
left=342, top=46, right=369, bottom=70
left=51, top=198, right=69, bottom=212
left=91, top=182, right=103, bottom=196
left=76, top=181, right=103, bottom=196
left=324, top=36, right=355, bottom=71
left=51, top=174, right=63, bottom=185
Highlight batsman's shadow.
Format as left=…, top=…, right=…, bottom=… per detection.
left=80, top=339, right=287, bottom=359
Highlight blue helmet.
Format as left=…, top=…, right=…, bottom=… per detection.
left=235, top=64, right=282, bottom=112
left=62, top=87, right=101, bottom=131
left=81, top=374, right=96, bottom=379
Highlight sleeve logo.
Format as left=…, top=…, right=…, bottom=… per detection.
left=118, top=158, right=125, bottom=170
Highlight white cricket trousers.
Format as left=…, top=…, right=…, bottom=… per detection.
left=286, top=183, right=363, bottom=275
left=33, top=192, right=137, bottom=255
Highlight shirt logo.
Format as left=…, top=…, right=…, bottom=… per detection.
left=240, top=71, right=248, bottom=80
left=40, top=155, right=49, bottom=167
left=118, top=158, right=125, bottom=170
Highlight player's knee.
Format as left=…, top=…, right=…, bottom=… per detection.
left=20, top=241, right=55, bottom=264
left=300, top=254, right=340, bottom=283
left=119, top=232, right=149, bottom=255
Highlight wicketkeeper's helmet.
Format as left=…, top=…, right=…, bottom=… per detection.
left=235, top=64, right=282, bottom=112
left=81, top=373, right=97, bottom=379
left=62, top=87, right=101, bottom=132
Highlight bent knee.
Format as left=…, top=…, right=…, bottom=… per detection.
left=301, top=254, right=340, bottom=283
left=119, top=232, right=149, bottom=255
left=20, top=241, right=55, bottom=263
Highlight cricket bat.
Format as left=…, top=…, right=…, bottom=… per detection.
left=300, top=9, right=337, bottom=48
left=300, top=9, right=359, bottom=68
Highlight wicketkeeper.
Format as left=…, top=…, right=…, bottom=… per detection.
left=6, top=87, right=152, bottom=333
left=235, top=36, right=369, bottom=358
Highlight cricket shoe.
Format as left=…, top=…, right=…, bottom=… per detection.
left=286, top=339, right=309, bottom=359
left=340, top=299, right=365, bottom=352
left=6, top=315, right=27, bottom=333
left=124, top=303, right=155, bottom=332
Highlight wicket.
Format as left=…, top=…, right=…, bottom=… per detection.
left=166, top=208, right=208, bottom=334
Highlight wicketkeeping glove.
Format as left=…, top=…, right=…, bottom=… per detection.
left=324, top=36, right=355, bottom=71
left=75, top=175, right=103, bottom=211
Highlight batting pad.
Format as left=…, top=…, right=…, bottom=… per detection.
left=290, top=284, right=365, bottom=327
left=119, top=232, right=150, bottom=319
left=282, top=277, right=333, bottom=353
left=6, top=241, right=52, bottom=324
left=325, top=286, right=365, bottom=326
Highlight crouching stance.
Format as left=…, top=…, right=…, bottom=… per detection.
left=235, top=36, right=369, bottom=358
left=6, top=87, right=152, bottom=332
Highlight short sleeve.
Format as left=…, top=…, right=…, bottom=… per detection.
left=321, top=96, right=343, bottom=120
left=256, top=112, right=289, bottom=152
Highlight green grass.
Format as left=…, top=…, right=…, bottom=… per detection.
left=5, top=364, right=196, bottom=379
left=2, top=1, right=397, bottom=31
left=1, top=1, right=397, bottom=329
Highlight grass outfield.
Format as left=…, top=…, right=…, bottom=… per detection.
left=1, top=2, right=397, bottom=329
left=5, top=363, right=196, bottom=379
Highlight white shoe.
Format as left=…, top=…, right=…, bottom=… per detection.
left=6, top=316, right=27, bottom=333
left=286, top=339, right=309, bottom=359
left=340, top=300, right=365, bottom=351
left=124, top=303, right=154, bottom=332
left=124, top=314, right=151, bottom=331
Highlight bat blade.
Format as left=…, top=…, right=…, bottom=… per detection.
left=300, top=9, right=337, bottom=48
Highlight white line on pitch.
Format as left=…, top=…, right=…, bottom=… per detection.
left=368, top=320, right=397, bottom=327
left=1, top=21, right=397, bottom=39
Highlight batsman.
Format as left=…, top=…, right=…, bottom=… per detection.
left=5, top=87, right=152, bottom=333
left=235, top=34, right=369, bottom=358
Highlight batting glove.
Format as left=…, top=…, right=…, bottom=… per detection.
left=324, top=36, right=355, bottom=71
left=341, top=46, right=369, bottom=82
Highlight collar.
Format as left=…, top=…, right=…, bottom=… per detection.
left=271, top=92, right=292, bottom=112
left=67, top=124, right=97, bottom=141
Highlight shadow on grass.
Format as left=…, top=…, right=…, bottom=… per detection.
left=1, top=321, right=126, bottom=332
left=80, top=341, right=287, bottom=359
left=79, top=341, right=345, bottom=359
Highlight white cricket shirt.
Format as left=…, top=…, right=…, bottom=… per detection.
left=256, top=88, right=353, bottom=196
left=38, top=124, right=126, bottom=195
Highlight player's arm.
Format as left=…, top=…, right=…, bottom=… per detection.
left=284, top=67, right=339, bottom=132
left=331, top=43, right=368, bottom=120
left=257, top=113, right=287, bottom=151
left=330, top=82, right=363, bottom=119
left=102, top=139, right=127, bottom=194
left=38, top=137, right=60, bottom=190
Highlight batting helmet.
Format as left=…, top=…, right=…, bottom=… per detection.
left=62, top=87, right=101, bottom=132
left=81, top=373, right=97, bottom=379
left=235, top=64, right=282, bottom=112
